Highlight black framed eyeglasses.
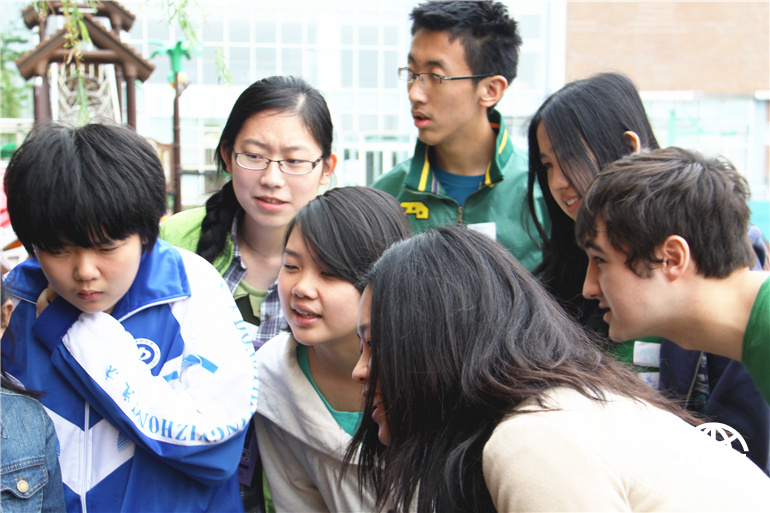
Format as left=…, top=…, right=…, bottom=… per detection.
left=233, top=152, right=323, bottom=176
left=397, top=67, right=492, bottom=87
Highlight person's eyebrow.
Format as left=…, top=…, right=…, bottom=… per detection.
left=582, top=239, right=606, bottom=253
left=239, top=138, right=313, bottom=154
left=407, top=53, right=447, bottom=69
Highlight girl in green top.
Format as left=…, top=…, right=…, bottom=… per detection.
left=160, top=75, right=337, bottom=513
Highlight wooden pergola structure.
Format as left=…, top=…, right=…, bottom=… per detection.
left=15, top=1, right=154, bottom=128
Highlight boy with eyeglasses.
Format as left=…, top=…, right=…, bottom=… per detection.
left=2, top=122, right=259, bottom=512
left=372, top=0, right=547, bottom=271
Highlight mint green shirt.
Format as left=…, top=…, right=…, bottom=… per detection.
left=296, top=345, right=363, bottom=436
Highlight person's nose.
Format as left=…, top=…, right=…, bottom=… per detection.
left=582, top=259, right=600, bottom=300
left=73, top=252, right=99, bottom=282
left=549, top=164, right=571, bottom=192
left=352, top=350, right=369, bottom=384
left=408, top=75, right=429, bottom=105
left=259, top=160, right=286, bottom=189
left=292, top=271, right=318, bottom=299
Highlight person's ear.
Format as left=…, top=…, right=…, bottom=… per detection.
left=479, top=76, right=508, bottom=108
left=319, top=154, right=337, bottom=186
left=1, top=299, right=14, bottom=333
left=658, top=235, right=690, bottom=281
left=220, top=145, right=234, bottom=174
left=623, top=131, right=641, bottom=154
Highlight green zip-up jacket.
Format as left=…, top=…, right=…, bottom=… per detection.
left=159, top=207, right=233, bottom=274
left=372, top=110, right=547, bottom=272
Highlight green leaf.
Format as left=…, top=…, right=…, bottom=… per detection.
left=215, top=47, right=232, bottom=85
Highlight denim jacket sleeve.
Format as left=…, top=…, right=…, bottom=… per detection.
left=1, top=388, right=66, bottom=513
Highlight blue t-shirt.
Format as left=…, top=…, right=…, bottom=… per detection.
left=434, top=167, right=485, bottom=206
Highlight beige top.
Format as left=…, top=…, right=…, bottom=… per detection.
left=483, top=387, right=770, bottom=512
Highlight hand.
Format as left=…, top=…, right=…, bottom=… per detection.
left=36, top=285, right=58, bottom=317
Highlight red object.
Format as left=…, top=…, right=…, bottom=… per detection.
left=0, top=176, right=9, bottom=229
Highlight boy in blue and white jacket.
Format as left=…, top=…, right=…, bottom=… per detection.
left=1, top=122, right=259, bottom=513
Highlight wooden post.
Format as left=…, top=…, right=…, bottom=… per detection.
left=125, top=71, right=136, bottom=129
left=172, top=71, right=182, bottom=213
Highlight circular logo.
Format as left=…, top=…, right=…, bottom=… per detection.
left=697, top=422, right=749, bottom=454
left=135, top=339, right=161, bottom=369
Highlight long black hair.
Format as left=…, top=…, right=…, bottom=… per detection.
left=197, top=75, right=334, bottom=263
left=345, top=226, right=695, bottom=513
left=525, top=72, right=659, bottom=332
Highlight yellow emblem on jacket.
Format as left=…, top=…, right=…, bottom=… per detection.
left=401, top=202, right=429, bottom=220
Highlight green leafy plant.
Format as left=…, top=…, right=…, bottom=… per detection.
left=215, top=46, right=231, bottom=85
left=59, top=0, right=96, bottom=123
left=0, top=24, right=32, bottom=120
left=161, top=0, right=201, bottom=52
left=18, top=0, right=232, bottom=123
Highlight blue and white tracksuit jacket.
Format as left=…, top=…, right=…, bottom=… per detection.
left=1, top=240, right=259, bottom=512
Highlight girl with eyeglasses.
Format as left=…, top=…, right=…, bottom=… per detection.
left=160, top=75, right=336, bottom=512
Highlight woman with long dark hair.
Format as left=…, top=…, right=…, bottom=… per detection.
left=161, top=75, right=335, bottom=348
left=160, top=75, right=336, bottom=511
left=526, top=72, right=657, bottom=332
left=346, top=226, right=769, bottom=512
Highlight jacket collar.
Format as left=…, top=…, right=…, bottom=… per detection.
left=4, top=239, right=190, bottom=319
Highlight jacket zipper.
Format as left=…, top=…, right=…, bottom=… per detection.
left=409, top=181, right=494, bottom=227
left=456, top=179, right=496, bottom=224
left=80, top=403, right=91, bottom=512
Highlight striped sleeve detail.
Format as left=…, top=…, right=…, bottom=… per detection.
left=417, top=146, right=431, bottom=191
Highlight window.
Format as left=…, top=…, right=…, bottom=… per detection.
left=255, top=21, right=276, bottom=43
left=202, top=46, right=218, bottom=85
left=383, top=50, right=398, bottom=88
left=341, top=49, right=353, bottom=87
left=359, top=25, right=378, bottom=45
left=229, top=19, right=250, bottom=43
left=281, top=22, right=302, bottom=44
left=359, top=50, right=378, bottom=88
left=341, top=25, right=353, bottom=45
left=282, top=48, right=302, bottom=76
left=255, top=48, right=277, bottom=79
left=229, top=47, right=251, bottom=84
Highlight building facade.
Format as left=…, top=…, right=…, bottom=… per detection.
left=1, top=0, right=767, bottom=233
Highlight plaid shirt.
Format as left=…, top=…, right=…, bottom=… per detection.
left=222, top=215, right=288, bottom=351
left=225, top=215, right=288, bottom=506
